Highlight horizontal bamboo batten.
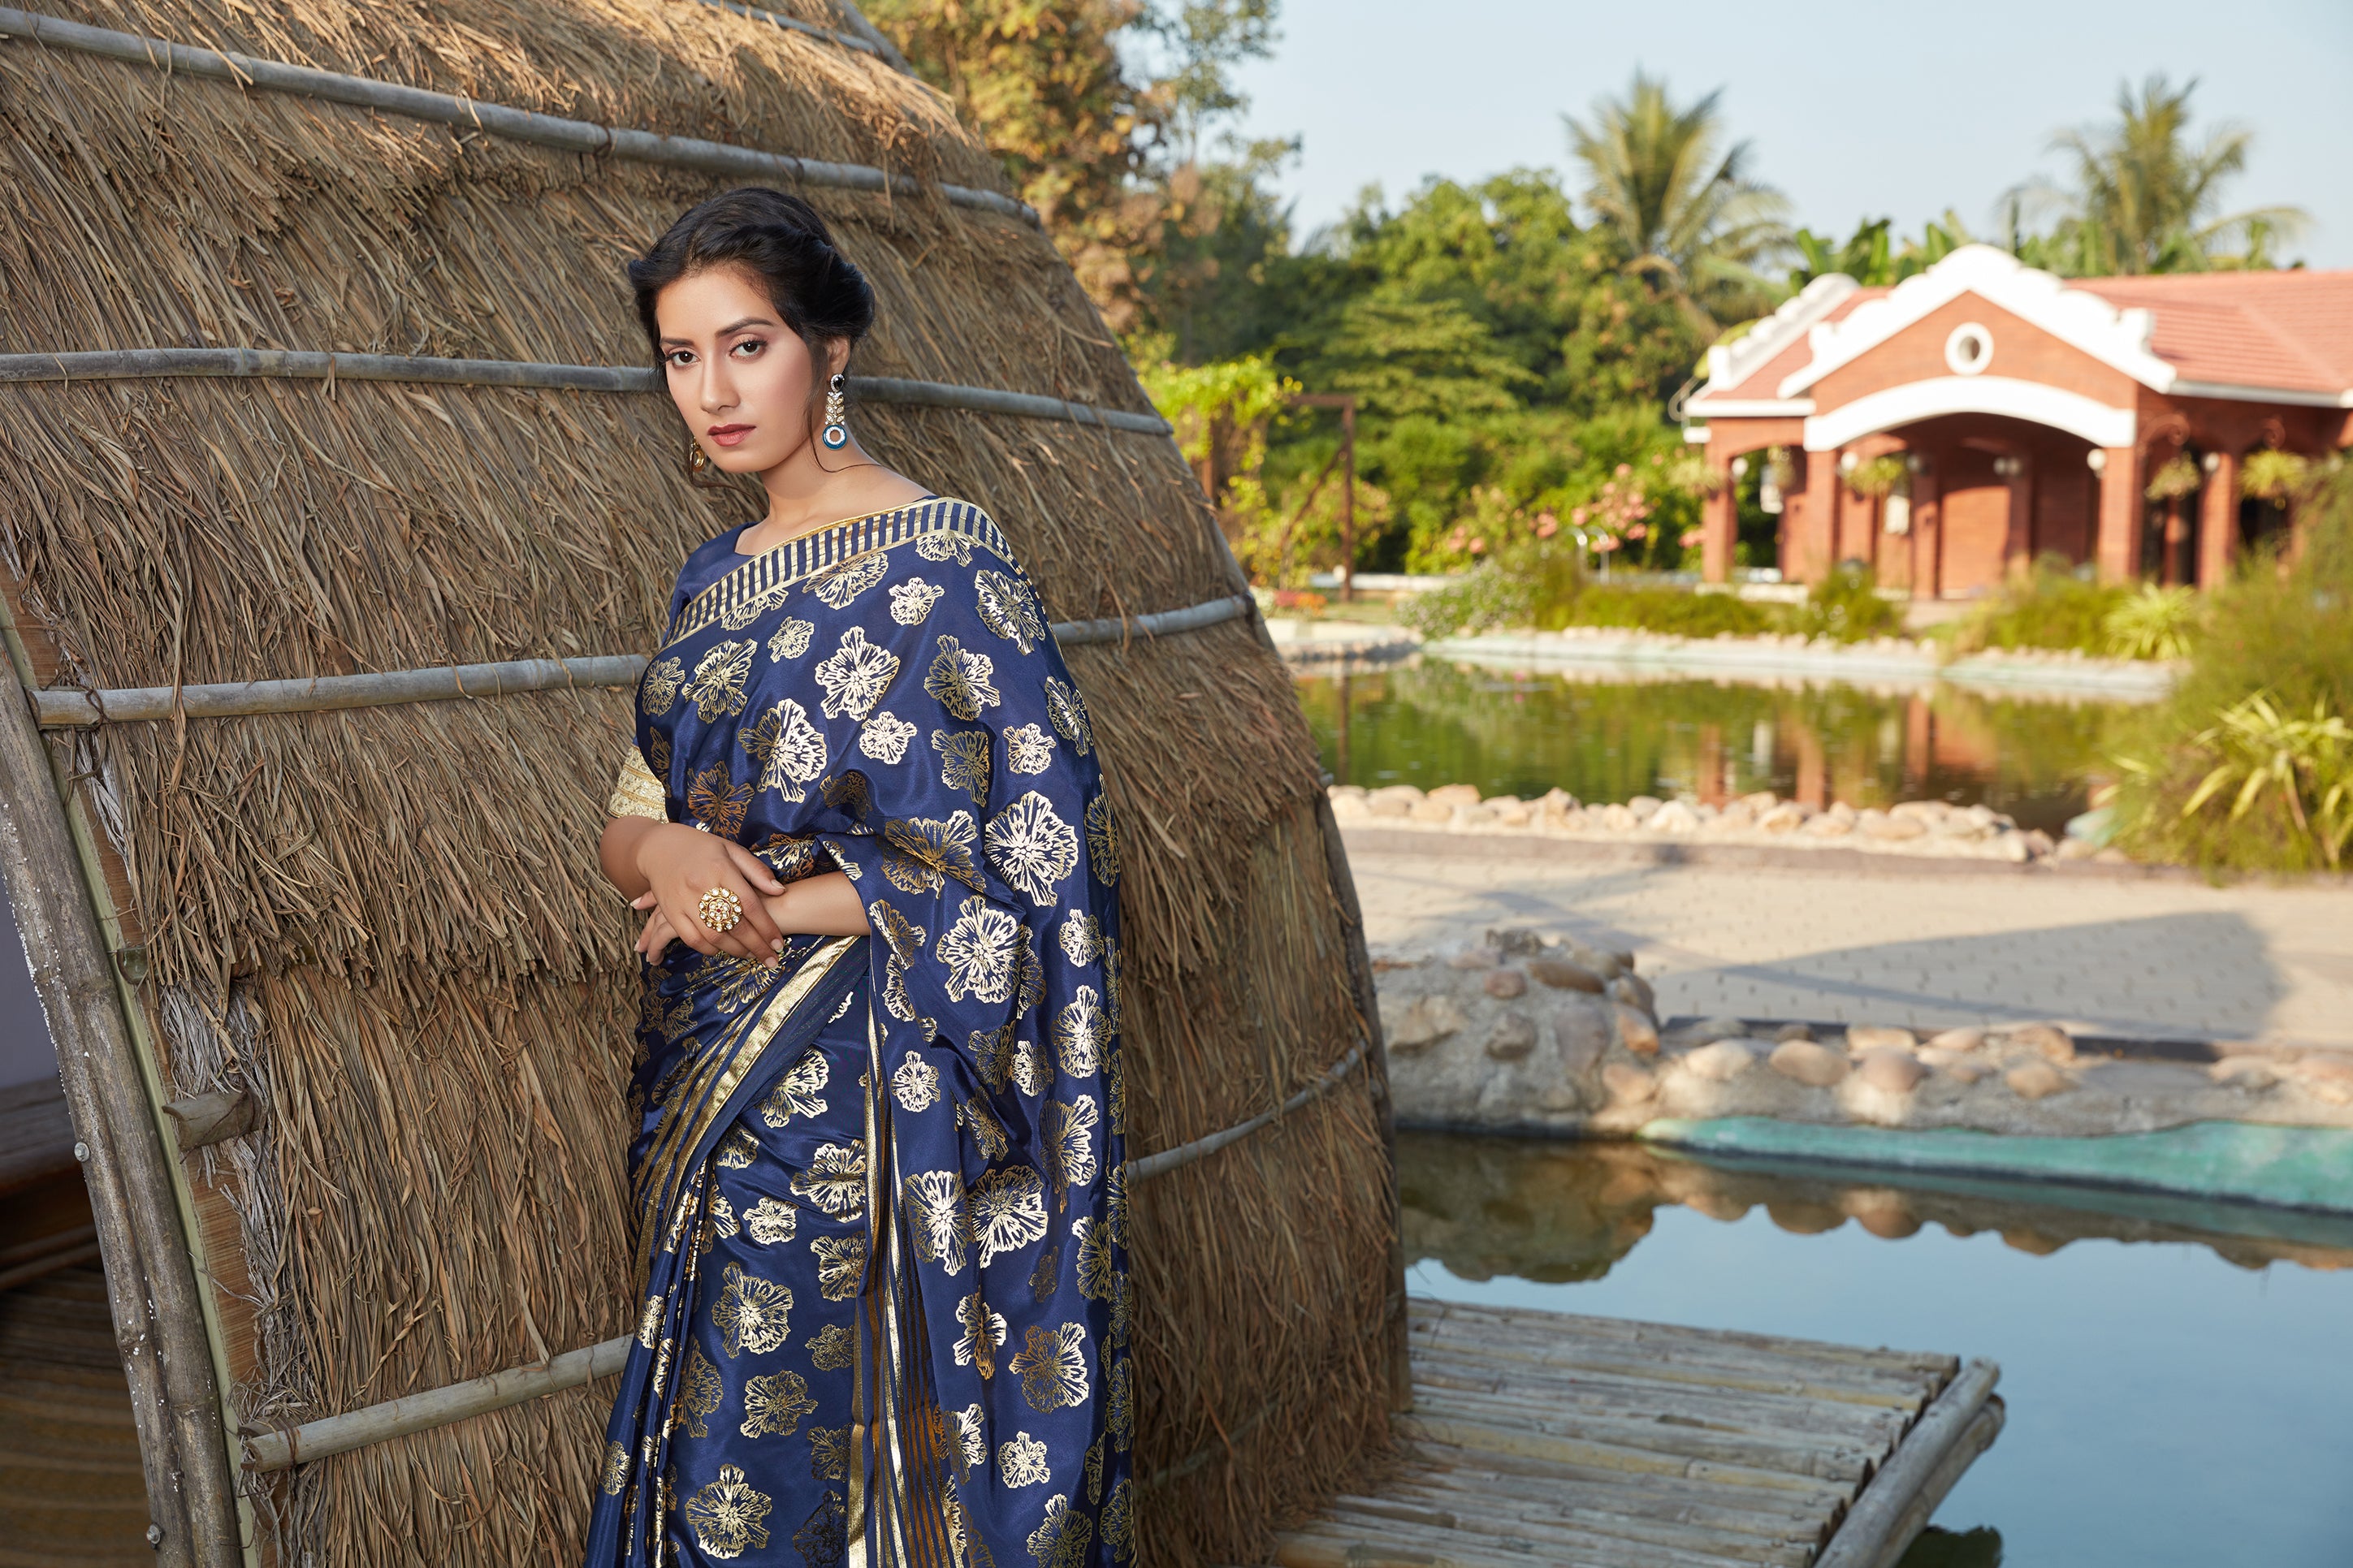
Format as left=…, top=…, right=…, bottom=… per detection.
left=243, top=1027, right=1370, bottom=1474
left=0, top=6, right=1037, bottom=222
left=30, top=598, right=1248, bottom=726
left=0, top=351, right=1174, bottom=435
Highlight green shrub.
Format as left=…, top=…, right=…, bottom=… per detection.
left=1398, top=562, right=1533, bottom=639
left=1949, top=556, right=2127, bottom=654
left=1788, top=564, right=1904, bottom=643
left=2101, top=584, right=2199, bottom=660
left=2110, top=460, right=2353, bottom=872
left=1545, top=585, right=1776, bottom=637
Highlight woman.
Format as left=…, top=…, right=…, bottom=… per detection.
left=586, top=188, right=1131, bottom=1568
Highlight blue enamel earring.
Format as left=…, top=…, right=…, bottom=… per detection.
left=821, top=373, right=850, bottom=451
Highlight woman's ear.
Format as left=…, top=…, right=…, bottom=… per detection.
left=825, top=336, right=853, bottom=379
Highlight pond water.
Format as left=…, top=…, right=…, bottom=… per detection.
left=1399, top=1132, right=2353, bottom=1567
left=1297, top=659, right=2131, bottom=836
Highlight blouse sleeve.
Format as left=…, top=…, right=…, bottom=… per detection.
left=607, top=748, right=669, bottom=822
left=797, top=551, right=1109, bottom=1070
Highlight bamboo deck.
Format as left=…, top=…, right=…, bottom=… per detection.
left=1274, top=1298, right=2002, bottom=1568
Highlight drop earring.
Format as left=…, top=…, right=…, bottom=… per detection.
left=820, top=373, right=850, bottom=451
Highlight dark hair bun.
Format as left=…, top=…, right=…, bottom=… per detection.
left=628, top=188, right=876, bottom=357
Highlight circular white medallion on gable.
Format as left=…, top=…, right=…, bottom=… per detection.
left=1944, top=322, right=1994, bottom=376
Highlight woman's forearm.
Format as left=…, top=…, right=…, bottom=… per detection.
left=762, top=871, right=871, bottom=937
left=600, top=816, right=660, bottom=899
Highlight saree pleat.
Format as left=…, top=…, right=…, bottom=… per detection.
left=589, top=499, right=1129, bottom=1568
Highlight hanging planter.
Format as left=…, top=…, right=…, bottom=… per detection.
left=2239, top=449, right=2311, bottom=503
left=2145, top=452, right=2202, bottom=502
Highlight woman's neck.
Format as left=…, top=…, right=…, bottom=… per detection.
left=738, top=436, right=930, bottom=555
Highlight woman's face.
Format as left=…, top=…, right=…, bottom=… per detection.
left=655, top=265, right=839, bottom=476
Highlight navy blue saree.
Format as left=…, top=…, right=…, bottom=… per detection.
left=586, top=499, right=1131, bottom=1568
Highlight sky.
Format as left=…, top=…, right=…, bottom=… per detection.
left=1228, top=0, right=2353, bottom=268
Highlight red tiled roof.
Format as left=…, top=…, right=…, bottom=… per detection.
left=2074, top=270, right=2353, bottom=395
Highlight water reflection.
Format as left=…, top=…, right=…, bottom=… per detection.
left=1300, top=659, right=2127, bottom=834
left=1399, top=1131, right=2353, bottom=1284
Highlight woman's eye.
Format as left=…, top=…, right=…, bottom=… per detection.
left=730, top=339, right=764, bottom=358
left=665, top=350, right=695, bottom=368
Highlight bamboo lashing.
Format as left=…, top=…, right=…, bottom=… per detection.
left=29, top=598, right=1249, bottom=727
left=0, top=351, right=1174, bottom=435
left=0, top=6, right=1037, bottom=224
left=1814, top=1359, right=2004, bottom=1568
left=243, top=1029, right=1370, bottom=1474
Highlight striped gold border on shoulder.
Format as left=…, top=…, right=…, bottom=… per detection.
left=665, top=498, right=1015, bottom=646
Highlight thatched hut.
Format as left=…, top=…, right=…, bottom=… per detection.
left=0, top=2, right=1399, bottom=1563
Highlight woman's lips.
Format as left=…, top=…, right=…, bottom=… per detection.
left=707, top=423, right=754, bottom=448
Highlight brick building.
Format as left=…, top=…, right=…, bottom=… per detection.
left=1685, top=246, right=2353, bottom=595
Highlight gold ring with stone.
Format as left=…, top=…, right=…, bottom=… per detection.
left=698, top=886, right=744, bottom=934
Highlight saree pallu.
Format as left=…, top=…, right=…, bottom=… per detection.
left=587, top=499, right=1131, bottom=1568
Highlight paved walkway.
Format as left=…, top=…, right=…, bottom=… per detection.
left=1343, top=834, right=2353, bottom=1047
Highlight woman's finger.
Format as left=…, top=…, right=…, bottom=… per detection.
left=725, top=840, right=789, bottom=896
left=724, top=870, right=787, bottom=958
left=632, top=890, right=659, bottom=911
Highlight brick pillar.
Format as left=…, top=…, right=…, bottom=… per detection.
left=2094, top=448, right=2140, bottom=583
left=2197, top=449, right=2238, bottom=589
left=1702, top=446, right=1737, bottom=583
left=1797, top=450, right=1838, bottom=584
left=2004, top=459, right=2035, bottom=577
left=1911, top=468, right=1942, bottom=600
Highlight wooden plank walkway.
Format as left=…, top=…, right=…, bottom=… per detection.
left=1275, top=1298, right=2002, bottom=1568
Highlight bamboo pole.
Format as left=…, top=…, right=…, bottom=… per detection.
left=0, top=350, right=1174, bottom=436
left=686, top=0, right=892, bottom=64
left=824, top=0, right=919, bottom=74
left=0, top=7, right=1036, bottom=223
left=1813, top=1359, right=2002, bottom=1568
left=1125, top=1037, right=1366, bottom=1181
left=0, top=657, right=242, bottom=1566
left=243, top=1336, right=631, bottom=1473
left=30, top=598, right=1242, bottom=727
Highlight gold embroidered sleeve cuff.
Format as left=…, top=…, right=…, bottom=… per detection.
left=608, top=748, right=668, bottom=821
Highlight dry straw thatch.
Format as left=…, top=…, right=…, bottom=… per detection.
left=0, top=2, right=1399, bottom=1564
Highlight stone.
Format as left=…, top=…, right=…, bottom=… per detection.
left=1737, top=791, right=1780, bottom=813
left=2053, top=836, right=2097, bottom=861
left=1535, top=1083, right=1583, bottom=1112
left=1328, top=784, right=1368, bottom=800
left=1455, top=805, right=1499, bottom=828
left=1385, top=993, right=1468, bottom=1052
left=2001, top=1023, right=2076, bottom=1063
left=1855, top=1048, right=1927, bottom=1093
left=1600, top=803, right=1640, bottom=832
left=1481, top=967, right=1528, bottom=1000
left=1614, top=1004, right=1660, bottom=1056
left=1493, top=802, right=1533, bottom=827
left=1627, top=795, right=1663, bottom=822
left=2299, top=1056, right=2353, bottom=1105
left=1602, top=1062, right=1657, bottom=1104
left=1326, top=792, right=1369, bottom=820
left=1485, top=927, right=1545, bottom=957
left=1426, top=783, right=1483, bottom=807
left=2005, top=1060, right=2073, bottom=1099
left=1804, top=813, right=1855, bottom=837
left=1528, top=957, right=1605, bottom=993
left=1569, top=944, right=1630, bottom=979
left=1684, top=1040, right=1758, bottom=1082
left=1758, top=803, right=1811, bottom=832
left=1706, top=804, right=1756, bottom=832
left=1769, top=1039, right=1849, bottom=1087
left=1447, top=946, right=1499, bottom=970
left=1923, top=1026, right=1987, bottom=1053
left=1941, top=1060, right=1992, bottom=1084
left=1864, top=814, right=1927, bottom=840
left=1367, top=784, right=1423, bottom=805
left=1845, top=1025, right=1918, bottom=1054
left=1365, top=793, right=1412, bottom=818
left=1484, top=1009, right=1538, bottom=1060
left=1555, top=1007, right=1608, bottom=1076
left=1891, top=801, right=1945, bottom=821
left=1609, top=972, right=1655, bottom=1015
left=1648, top=800, right=1702, bottom=833
left=1772, top=1022, right=1814, bottom=1043
left=1409, top=799, right=1454, bottom=823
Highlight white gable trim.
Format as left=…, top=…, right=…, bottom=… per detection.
left=1803, top=376, right=2137, bottom=452
left=1685, top=396, right=1817, bottom=417
left=1777, top=245, right=2174, bottom=399
left=1695, top=274, right=1858, bottom=398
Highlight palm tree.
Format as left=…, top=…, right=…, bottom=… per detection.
left=2015, top=75, right=2308, bottom=274
left=1564, top=71, right=1789, bottom=325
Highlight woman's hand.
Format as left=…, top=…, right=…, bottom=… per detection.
left=633, top=870, right=873, bottom=959
left=620, top=820, right=789, bottom=963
